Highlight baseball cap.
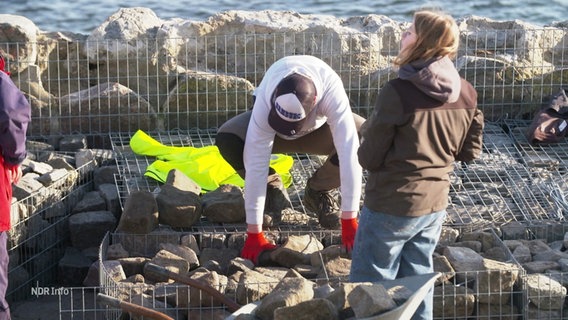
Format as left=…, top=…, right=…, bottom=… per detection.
left=268, top=73, right=316, bottom=136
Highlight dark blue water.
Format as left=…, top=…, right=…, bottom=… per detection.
left=3, top=0, right=567, bottom=34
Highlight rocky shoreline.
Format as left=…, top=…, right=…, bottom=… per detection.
left=2, top=7, right=568, bottom=319
left=0, top=8, right=568, bottom=139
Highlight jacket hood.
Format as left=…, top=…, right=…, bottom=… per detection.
left=398, top=56, right=461, bottom=103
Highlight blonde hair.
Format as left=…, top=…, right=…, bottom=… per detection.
left=394, top=10, right=459, bottom=67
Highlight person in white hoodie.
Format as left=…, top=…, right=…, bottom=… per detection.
left=215, top=55, right=364, bottom=264
left=351, top=10, right=483, bottom=320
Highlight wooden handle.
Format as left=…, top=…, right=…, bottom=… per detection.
left=97, top=293, right=175, bottom=320
left=145, top=262, right=241, bottom=312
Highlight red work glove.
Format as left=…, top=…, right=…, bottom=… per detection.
left=341, top=218, right=358, bottom=252
left=241, top=232, right=277, bottom=264
left=0, top=57, right=10, bottom=76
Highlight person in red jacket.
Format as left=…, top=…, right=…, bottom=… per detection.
left=351, top=10, right=483, bottom=320
left=0, top=55, right=31, bottom=319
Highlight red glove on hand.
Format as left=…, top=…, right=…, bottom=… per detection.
left=241, top=232, right=277, bottom=264
left=0, top=57, right=10, bottom=76
left=341, top=218, right=358, bottom=252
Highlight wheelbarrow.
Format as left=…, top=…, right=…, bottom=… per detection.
left=226, top=272, right=441, bottom=320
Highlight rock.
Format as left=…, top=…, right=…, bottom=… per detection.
left=72, top=190, right=107, bottom=213
left=58, top=247, right=92, bottom=287
left=235, top=269, right=280, bottom=305
left=106, top=243, right=129, bottom=260
left=143, top=249, right=189, bottom=283
left=525, top=274, right=567, bottom=310
left=59, top=134, right=87, bottom=151
left=98, top=183, right=121, bottom=217
left=273, top=298, right=339, bottom=320
left=83, top=260, right=125, bottom=286
left=158, top=243, right=199, bottom=270
left=433, top=285, right=475, bottom=318
left=201, top=184, right=245, bottom=223
left=348, top=283, right=397, bottom=318
left=93, top=166, right=119, bottom=188
left=270, top=235, right=323, bottom=268
left=255, top=276, right=315, bottom=320
left=155, top=184, right=202, bottom=228
left=115, top=190, right=159, bottom=234
left=69, top=210, right=116, bottom=249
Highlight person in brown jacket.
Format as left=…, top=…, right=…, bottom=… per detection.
left=349, top=10, right=484, bottom=320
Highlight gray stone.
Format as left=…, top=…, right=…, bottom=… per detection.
left=512, top=244, right=532, bottom=263
left=12, top=174, right=45, bottom=200
left=525, top=274, right=567, bottom=310
left=72, top=190, right=107, bottom=213
left=255, top=277, right=315, bottom=320
left=155, top=184, right=202, bottom=228
left=443, top=246, right=485, bottom=282
left=347, top=283, right=397, bottom=318
left=27, top=159, right=53, bottom=175
left=106, top=243, right=129, bottom=260
left=93, top=166, right=119, bottom=188
left=69, top=210, right=117, bottom=249
left=433, top=285, right=475, bottom=318
left=98, top=183, right=121, bottom=217
left=475, top=259, right=520, bottom=304
left=235, top=269, right=279, bottom=305
left=115, top=190, right=158, bottom=234
left=201, top=184, right=245, bottom=223
left=164, top=169, right=201, bottom=194
left=117, top=257, right=150, bottom=277
left=143, top=249, right=189, bottom=283
left=36, top=168, right=69, bottom=186
left=46, top=156, right=75, bottom=170
left=83, top=260, right=125, bottom=286
left=158, top=243, right=199, bottom=270
left=58, top=247, right=92, bottom=287
left=270, top=234, right=323, bottom=268
left=59, top=135, right=87, bottom=152
left=199, top=247, right=239, bottom=275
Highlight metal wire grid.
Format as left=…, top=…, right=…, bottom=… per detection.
left=432, top=270, right=525, bottom=319
left=6, top=161, right=96, bottom=303
left=109, top=122, right=568, bottom=232
left=499, top=222, right=568, bottom=320
left=87, top=271, right=526, bottom=319
left=109, top=129, right=334, bottom=231
left=2, top=28, right=566, bottom=137
left=446, top=119, right=568, bottom=228
left=88, top=227, right=526, bottom=319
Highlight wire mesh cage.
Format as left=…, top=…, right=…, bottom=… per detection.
left=498, top=222, right=568, bottom=319
left=6, top=159, right=97, bottom=303
left=2, top=15, right=568, bottom=319
left=91, top=226, right=527, bottom=319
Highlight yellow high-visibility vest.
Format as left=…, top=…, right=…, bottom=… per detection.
left=129, top=130, right=293, bottom=192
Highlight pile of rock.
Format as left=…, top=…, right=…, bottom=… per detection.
left=7, top=134, right=119, bottom=295
left=93, top=224, right=528, bottom=319
left=501, top=221, right=568, bottom=319
left=2, top=8, right=568, bottom=139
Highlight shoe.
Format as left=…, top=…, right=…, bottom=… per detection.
left=264, top=174, right=292, bottom=224
left=303, top=185, right=341, bottom=229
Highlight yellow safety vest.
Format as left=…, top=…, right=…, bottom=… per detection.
left=129, top=130, right=293, bottom=192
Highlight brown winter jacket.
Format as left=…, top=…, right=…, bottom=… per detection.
left=358, top=57, right=484, bottom=217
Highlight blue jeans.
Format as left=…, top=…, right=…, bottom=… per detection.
left=350, top=206, right=446, bottom=320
